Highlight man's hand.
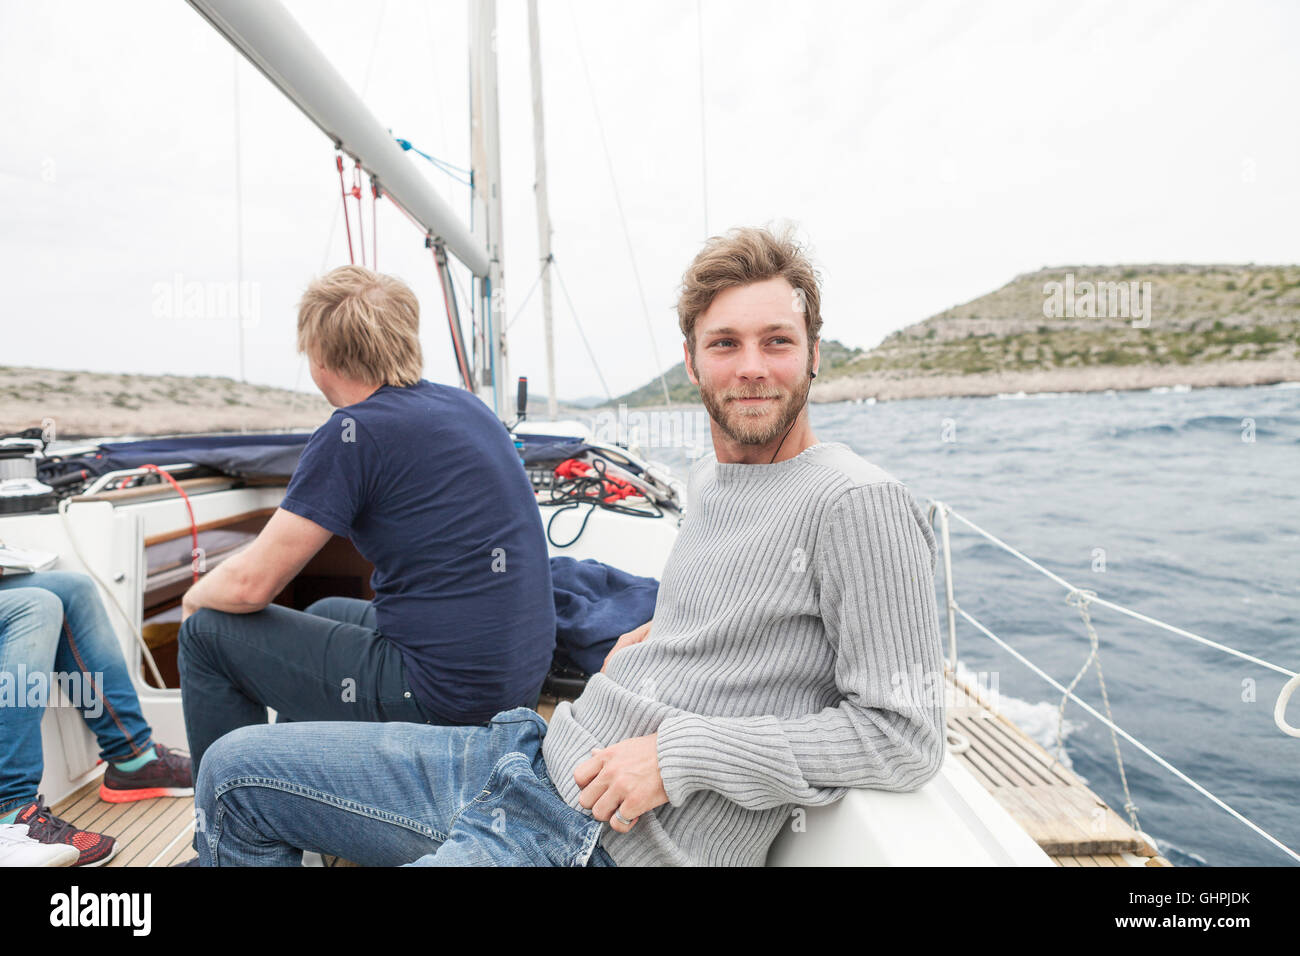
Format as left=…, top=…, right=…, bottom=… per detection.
left=178, top=508, right=332, bottom=622
left=573, top=733, right=668, bottom=834
left=600, top=619, right=653, bottom=674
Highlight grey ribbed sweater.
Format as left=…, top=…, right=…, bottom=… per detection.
left=541, top=441, right=947, bottom=866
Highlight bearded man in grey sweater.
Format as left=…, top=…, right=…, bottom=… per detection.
left=192, top=225, right=946, bottom=867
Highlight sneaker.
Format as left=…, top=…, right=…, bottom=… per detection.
left=12, top=796, right=117, bottom=867
left=0, top=822, right=80, bottom=867
left=100, top=743, right=193, bottom=802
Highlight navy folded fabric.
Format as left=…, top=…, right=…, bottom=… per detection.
left=40, top=433, right=313, bottom=483
left=551, top=557, right=659, bottom=675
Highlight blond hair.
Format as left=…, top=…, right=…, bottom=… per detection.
left=676, top=224, right=823, bottom=361
left=297, top=265, right=423, bottom=386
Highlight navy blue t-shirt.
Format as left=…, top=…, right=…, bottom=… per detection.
left=279, top=380, right=555, bottom=724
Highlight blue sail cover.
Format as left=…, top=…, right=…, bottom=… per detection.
left=39, top=433, right=313, bottom=484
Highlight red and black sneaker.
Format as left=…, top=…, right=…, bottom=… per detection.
left=100, top=743, right=193, bottom=803
left=14, top=796, right=117, bottom=867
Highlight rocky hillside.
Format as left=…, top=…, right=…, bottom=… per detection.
left=812, top=264, right=1300, bottom=400
left=0, top=366, right=599, bottom=439
left=0, top=367, right=335, bottom=438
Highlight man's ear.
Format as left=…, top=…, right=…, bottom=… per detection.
left=811, top=336, right=821, bottom=378
left=683, top=340, right=699, bottom=386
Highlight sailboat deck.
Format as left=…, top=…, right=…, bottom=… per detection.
left=52, top=672, right=1171, bottom=867
left=52, top=783, right=196, bottom=868
left=945, top=673, right=1171, bottom=867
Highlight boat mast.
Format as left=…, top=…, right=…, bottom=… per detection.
left=469, top=0, right=509, bottom=418
left=527, top=0, right=558, bottom=420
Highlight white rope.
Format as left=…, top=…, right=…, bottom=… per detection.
left=945, top=730, right=971, bottom=755
left=1276, top=674, right=1300, bottom=737
left=953, top=600, right=1300, bottom=864
left=57, top=499, right=167, bottom=690
left=1056, top=588, right=1140, bottom=832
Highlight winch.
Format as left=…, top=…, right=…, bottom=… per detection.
left=0, top=438, right=56, bottom=515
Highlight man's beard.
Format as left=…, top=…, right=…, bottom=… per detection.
left=697, top=365, right=812, bottom=447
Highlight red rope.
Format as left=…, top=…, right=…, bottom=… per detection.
left=140, top=465, right=200, bottom=583
left=371, top=178, right=379, bottom=270
left=336, top=154, right=355, bottom=264
left=433, top=245, right=474, bottom=390
left=352, top=162, right=366, bottom=268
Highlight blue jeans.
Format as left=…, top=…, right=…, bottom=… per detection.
left=0, top=571, right=154, bottom=814
left=195, top=707, right=615, bottom=867
left=178, top=597, right=440, bottom=782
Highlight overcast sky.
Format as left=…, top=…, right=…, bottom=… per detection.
left=2, top=0, right=1297, bottom=402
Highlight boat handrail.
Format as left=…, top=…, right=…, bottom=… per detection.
left=924, top=498, right=1300, bottom=864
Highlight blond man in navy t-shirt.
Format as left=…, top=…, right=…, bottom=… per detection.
left=177, top=266, right=556, bottom=781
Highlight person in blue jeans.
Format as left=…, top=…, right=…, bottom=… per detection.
left=0, top=571, right=192, bottom=866
left=196, top=708, right=614, bottom=867
left=178, top=265, right=555, bottom=781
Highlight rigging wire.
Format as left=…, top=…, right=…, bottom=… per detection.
left=551, top=257, right=614, bottom=403
left=506, top=256, right=551, bottom=331
left=432, top=242, right=474, bottom=390
left=232, top=51, right=246, bottom=383
left=422, top=0, right=452, bottom=205
left=696, top=0, right=709, bottom=239
left=566, top=1, right=671, bottom=408
left=446, top=247, right=468, bottom=317
left=318, top=0, right=388, bottom=271
left=446, top=259, right=480, bottom=392
left=395, top=137, right=474, bottom=186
